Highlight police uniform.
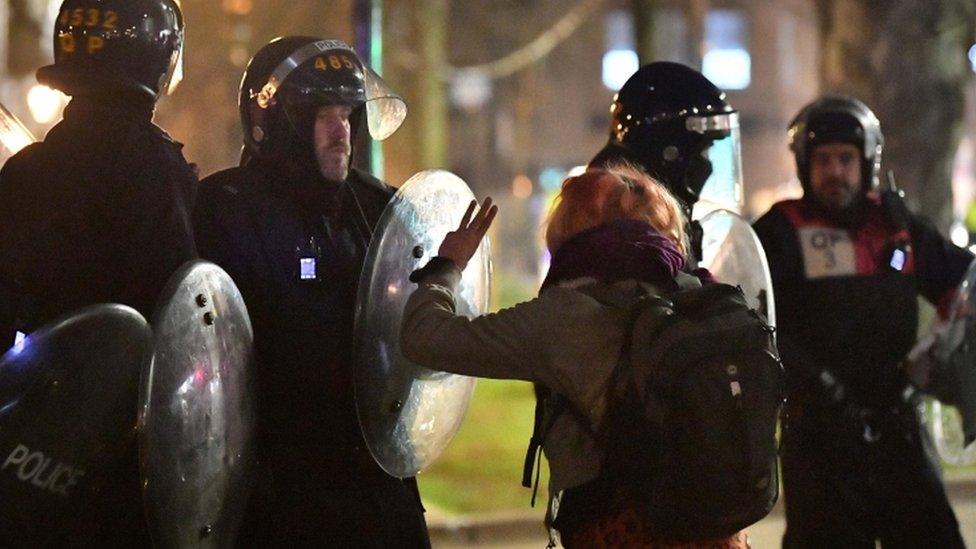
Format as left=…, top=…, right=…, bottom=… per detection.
left=193, top=36, right=428, bottom=547
left=0, top=95, right=196, bottom=338
left=755, top=182, right=970, bottom=547
left=0, top=0, right=193, bottom=544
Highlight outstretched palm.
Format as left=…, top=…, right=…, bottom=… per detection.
left=438, top=197, right=498, bottom=271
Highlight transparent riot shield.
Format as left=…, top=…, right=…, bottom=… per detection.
left=0, top=305, right=151, bottom=544
left=691, top=113, right=744, bottom=218
left=141, top=260, right=255, bottom=547
left=915, top=257, right=976, bottom=464
left=698, top=209, right=776, bottom=327
left=355, top=170, right=491, bottom=478
left=0, top=103, right=35, bottom=167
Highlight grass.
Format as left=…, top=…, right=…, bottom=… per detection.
left=417, top=378, right=551, bottom=514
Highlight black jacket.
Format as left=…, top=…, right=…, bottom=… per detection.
left=0, top=96, right=197, bottom=341
left=195, top=161, right=391, bottom=460
left=195, top=159, right=429, bottom=546
left=0, top=94, right=197, bottom=545
left=754, top=197, right=972, bottom=416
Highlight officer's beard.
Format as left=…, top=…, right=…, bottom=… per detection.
left=808, top=185, right=868, bottom=229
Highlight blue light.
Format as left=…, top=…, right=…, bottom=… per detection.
left=11, top=332, right=26, bottom=355
left=602, top=50, right=639, bottom=90
left=890, top=248, right=906, bottom=271
left=300, top=258, right=317, bottom=280
left=969, top=44, right=976, bottom=73
left=539, top=167, right=567, bottom=192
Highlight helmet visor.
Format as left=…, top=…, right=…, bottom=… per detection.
left=161, top=41, right=184, bottom=96
left=259, top=40, right=406, bottom=141
left=692, top=113, right=744, bottom=215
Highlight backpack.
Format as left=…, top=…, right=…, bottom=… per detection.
left=523, top=276, right=785, bottom=540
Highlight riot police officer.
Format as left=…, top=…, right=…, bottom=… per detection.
left=0, top=0, right=195, bottom=346
left=590, top=62, right=743, bottom=259
left=754, top=95, right=970, bottom=548
left=0, top=0, right=195, bottom=543
left=193, top=37, right=429, bottom=546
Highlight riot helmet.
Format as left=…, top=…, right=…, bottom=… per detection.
left=590, top=62, right=742, bottom=214
left=239, top=37, right=406, bottom=161
left=36, top=0, right=185, bottom=100
left=788, top=95, right=883, bottom=193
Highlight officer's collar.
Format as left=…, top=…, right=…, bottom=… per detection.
left=63, top=93, right=155, bottom=123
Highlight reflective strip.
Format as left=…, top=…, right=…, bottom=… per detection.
left=685, top=111, right=739, bottom=134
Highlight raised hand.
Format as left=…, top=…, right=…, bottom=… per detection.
left=438, top=197, right=498, bottom=271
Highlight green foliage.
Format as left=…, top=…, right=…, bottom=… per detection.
left=418, top=378, right=550, bottom=514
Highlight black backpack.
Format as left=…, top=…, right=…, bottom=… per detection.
left=523, top=277, right=785, bottom=540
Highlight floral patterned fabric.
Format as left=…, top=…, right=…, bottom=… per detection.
left=567, top=507, right=750, bottom=549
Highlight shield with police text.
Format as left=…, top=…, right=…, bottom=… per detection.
left=141, top=260, right=255, bottom=547
left=921, top=257, right=976, bottom=462
left=0, top=103, right=35, bottom=168
left=698, top=209, right=776, bottom=327
left=354, top=170, right=491, bottom=478
left=0, top=305, right=151, bottom=544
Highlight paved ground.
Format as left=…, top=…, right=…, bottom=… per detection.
left=428, top=478, right=976, bottom=548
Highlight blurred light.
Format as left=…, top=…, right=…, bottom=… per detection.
left=602, top=50, right=639, bottom=90
left=512, top=175, right=533, bottom=199
left=26, top=85, right=67, bottom=125
left=969, top=44, right=976, bottom=73
left=951, top=221, right=970, bottom=247
left=703, top=9, right=751, bottom=90
left=539, top=167, right=567, bottom=192
left=450, top=69, right=492, bottom=110
left=222, top=0, right=253, bottom=15
left=567, top=165, right=587, bottom=177
left=703, top=49, right=751, bottom=90
left=230, top=45, right=250, bottom=67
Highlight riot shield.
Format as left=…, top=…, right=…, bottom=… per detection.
left=355, top=170, right=491, bottom=478
left=0, top=305, right=151, bottom=544
left=917, top=257, right=976, bottom=462
left=141, top=260, right=255, bottom=547
left=0, top=103, right=35, bottom=167
left=698, top=209, right=776, bottom=327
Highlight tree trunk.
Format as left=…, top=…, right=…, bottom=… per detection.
left=818, top=0, right=976, bottom=229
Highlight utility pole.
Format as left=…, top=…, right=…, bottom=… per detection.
left=631, top=0, right=655, bottom=64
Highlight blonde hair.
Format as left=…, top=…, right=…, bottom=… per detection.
left=544, top=163, right=687, bottom=257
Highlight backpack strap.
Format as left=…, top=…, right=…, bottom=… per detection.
left=522, top=384, right=570, bottom=506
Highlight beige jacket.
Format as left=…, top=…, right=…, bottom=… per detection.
left=401, top=261, right=644, bottom=492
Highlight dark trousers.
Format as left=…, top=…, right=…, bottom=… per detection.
left=236, top=452, right=430, bottom=548
left=781, top=422, right=964, bottom=549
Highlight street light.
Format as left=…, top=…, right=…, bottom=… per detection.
left=26, top=84, right=67, bottom=125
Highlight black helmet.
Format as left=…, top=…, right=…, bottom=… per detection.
left=36, top=0, right=184, bottom=100
left=788, top=95, right=883, bottom=193
left=590, top=62, right=740, bottom=211
left=239, top=36, right=406, bottom=160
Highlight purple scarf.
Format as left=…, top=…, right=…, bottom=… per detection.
left=541, top=219, right=687, bottom=291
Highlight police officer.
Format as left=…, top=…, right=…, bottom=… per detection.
left=0, top=0, right=195, bottom=543
left=193, top=37, right=428, bottom=546
left=590, top=62, right=743, bottom=258
left=0, top=0, right=195, bottom=344
left=753, top=95, right=970, bottom=548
